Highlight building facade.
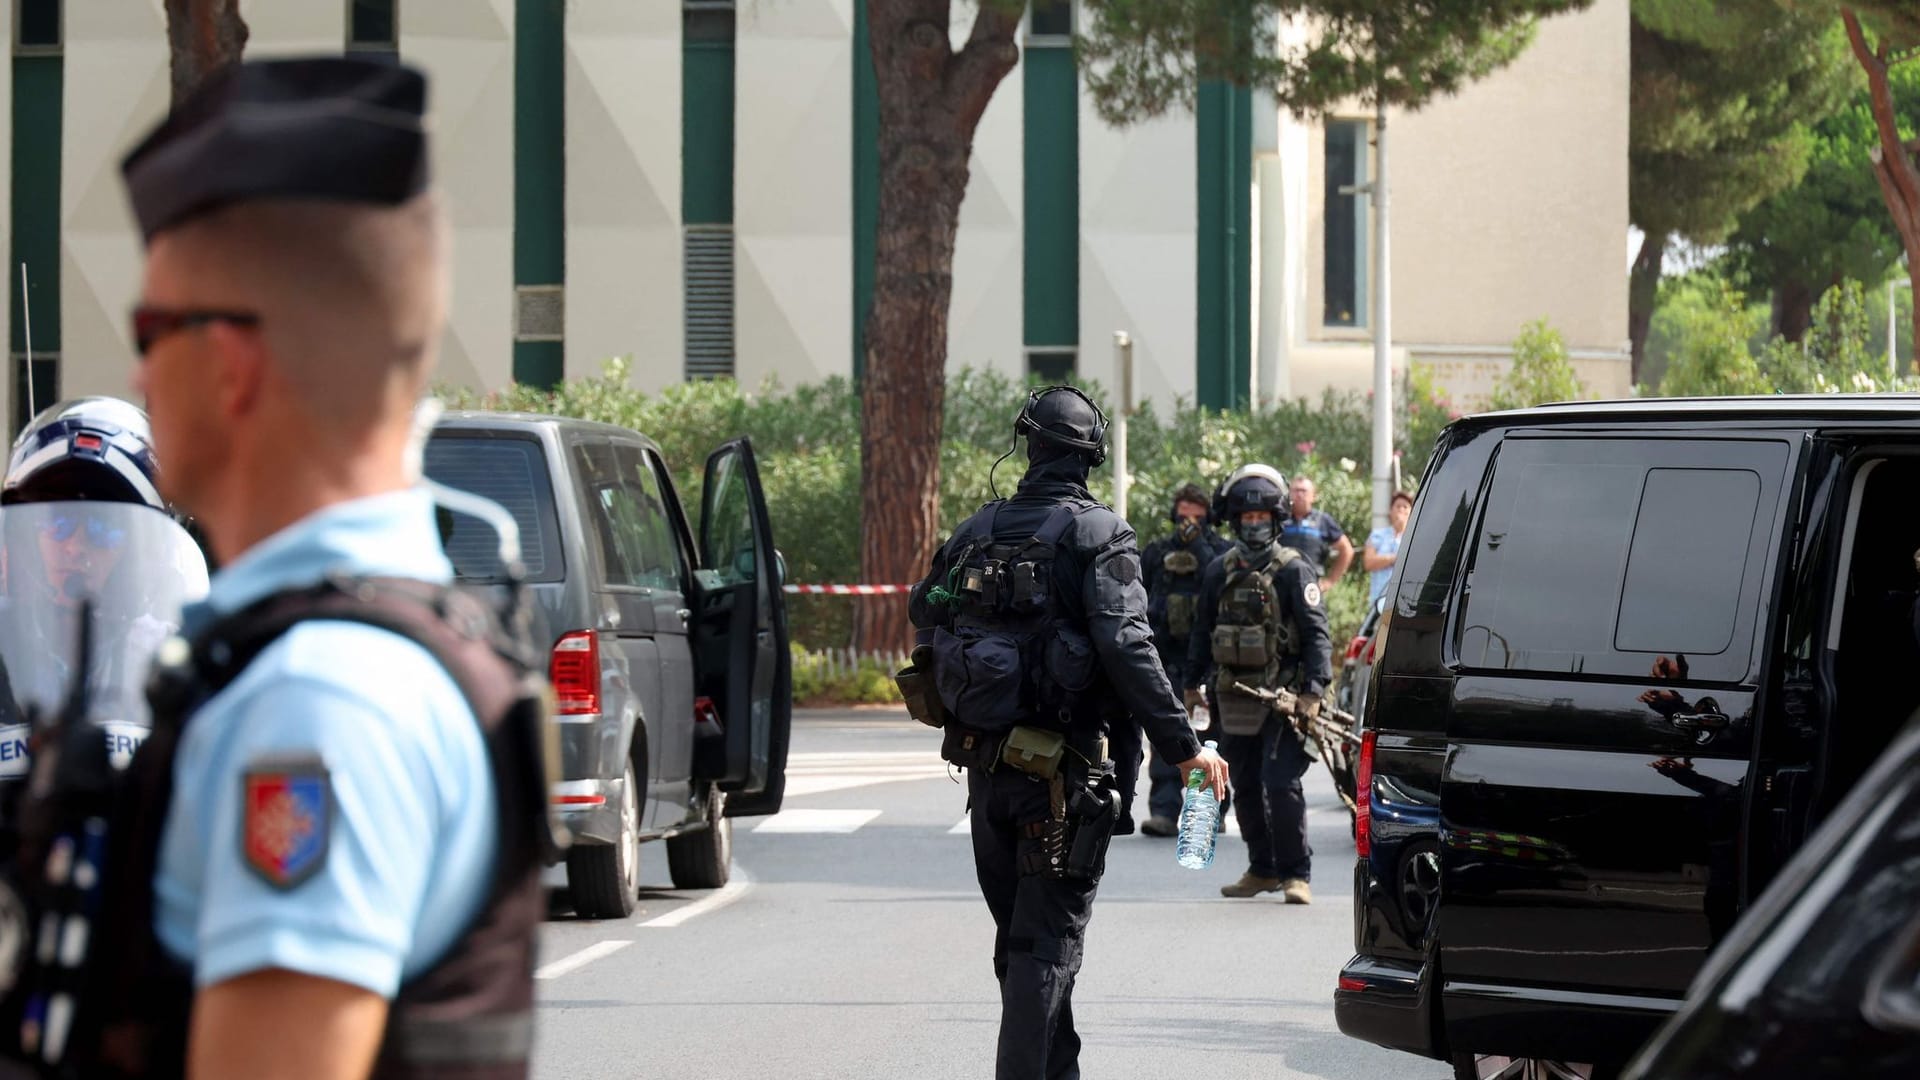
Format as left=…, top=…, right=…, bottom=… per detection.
left=4, top=0, right=1628, bottom=435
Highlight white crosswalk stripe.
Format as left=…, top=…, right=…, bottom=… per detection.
left=751, top=808, right=883, bottom=834
left=948, top=817, right=970, bottom=835
left=782, top=750, right=950, bottom=797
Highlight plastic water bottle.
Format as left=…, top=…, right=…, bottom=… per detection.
left=1175, top=740, right=1221, bottom=870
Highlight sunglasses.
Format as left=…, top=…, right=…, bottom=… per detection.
left=130, top=305, right=260, bottom=357
left=40, top=513, right=128, bottom=551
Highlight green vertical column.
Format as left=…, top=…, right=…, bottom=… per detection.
left=1023, top=41, right=1079, bottom=356
left=11, top=54, right=61, bottom=434
left=1195, top=81, right=1251, bottom=411
left=852, top=3, right=878, bottom=382
left=513, top=0, right=565, bottom=388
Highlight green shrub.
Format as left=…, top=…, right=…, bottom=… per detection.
left=789, top=645, right=906, bottom=707
left=1487, top=319, right=1587, bottom=411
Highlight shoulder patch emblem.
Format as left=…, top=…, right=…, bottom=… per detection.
left=1303, top=582, right=1323, bottom=608
left=243, top=757, right=332, bottom=890
left=1107, top=553, right=1141, bottom=584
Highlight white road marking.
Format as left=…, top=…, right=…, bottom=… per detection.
left=948, top=817, right=971, bottom=835
left=782, top=751, right=950, bottom=797
left=752, top=808, right=882, bottom=834
left=535, top=939, right=631, bottom=980
left=639, top=865, right=755, bottom=928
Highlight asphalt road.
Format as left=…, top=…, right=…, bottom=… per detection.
left=532, top=708, right=1452, bottom=1080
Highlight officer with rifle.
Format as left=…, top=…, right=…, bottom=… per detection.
left=1185, top=465, right=1332, bottom=905
left=899, top=385, right=1229, bottom=1080
left=0, top=57, right=558, bottom=1080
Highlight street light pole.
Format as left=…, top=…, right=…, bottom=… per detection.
left=1113, top=331, right=1133, bottom=521
left=1369, top=101, right=1393, bottom=530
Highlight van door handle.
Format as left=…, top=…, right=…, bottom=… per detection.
left=1670, top=708, right=1730, bottom=732
left=677, top=608, right=692, bottom=628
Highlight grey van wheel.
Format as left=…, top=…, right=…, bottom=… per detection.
left=666, top=788, right=732, bottom=890
left=1453, top=1055, right=1597, bottom=1080
left=566, top=760, right=642, bottom=919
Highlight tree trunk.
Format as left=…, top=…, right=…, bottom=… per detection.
left=1846, top=10, right=1920, bottom=377
left=164, top=0, right=248, bottom=107
left=1772, top=278, right=1817, bottom=344
left=1629, top=230, right=1668, bottom=387
left=854, top=1, right=1019, bottom=652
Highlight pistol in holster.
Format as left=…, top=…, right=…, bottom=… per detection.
left=895, top=644, right=947, bottom=730
left=1064, top=765, right=1121, bottom=883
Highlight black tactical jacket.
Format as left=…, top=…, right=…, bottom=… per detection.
left=1141, top=529, right=1232, bottom=669
left=909, top=454, right=1203, bottom=767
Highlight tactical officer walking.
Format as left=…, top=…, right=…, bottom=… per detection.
left=2, top=58, right=554, bottom=1080
left=1130, top=484, right=1231, bottom=838
left=1186, top=466, right=1331, bottom=905
left=905, top=386, right=1228, bottom=1080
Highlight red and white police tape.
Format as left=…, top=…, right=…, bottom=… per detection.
left=782, top=583, right=913, bottom=595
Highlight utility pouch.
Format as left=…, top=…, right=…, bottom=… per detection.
left=940, top=724, right=1001, bottom=771
left=895, top=645, right=946, bottom=729
left=1002, top=725, right=1066, bottom=780
left=1165, top=593, right=1196, bottom=639
left=1214, top=677, right=1273, bottom=736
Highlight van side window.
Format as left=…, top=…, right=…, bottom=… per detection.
left=1457, top=438, right=1787, bottom=683
left=616, top=444, right=686, bottom=592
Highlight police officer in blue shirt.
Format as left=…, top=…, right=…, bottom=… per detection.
left=1279, top=475, right=1354, bottom=597
left=27, top=58, right=553, bottom=1080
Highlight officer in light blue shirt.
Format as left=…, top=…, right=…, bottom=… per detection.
left=102, top=57, right=538, bottom=1080
left=152, top=488, right=495, bottom=998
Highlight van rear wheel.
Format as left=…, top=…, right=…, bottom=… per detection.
left=1452, top=1055, right=1602, bottom=1080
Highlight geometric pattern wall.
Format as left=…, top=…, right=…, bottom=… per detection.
left=403, top=0, right=515, bottom=392
left=944, top=16, right=1022, bottom=382
left=565, top=3, right=682, bottom=392
left=1077, top=95, right=1199, bottom=409
left=735, top=0, right=852, bottom=388
left=60, top=0, right=170, bottom=401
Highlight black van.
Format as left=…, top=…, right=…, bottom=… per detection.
left=1335, top=396, right=1920, bottom=1079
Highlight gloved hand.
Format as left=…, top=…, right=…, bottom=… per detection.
left=1297, top=693, right=1322, bottom=723
left=1183, top=687, right=1204, bottom=713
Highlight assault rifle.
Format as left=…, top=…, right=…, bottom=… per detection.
left=1227, top=681, right=1362, bottom=813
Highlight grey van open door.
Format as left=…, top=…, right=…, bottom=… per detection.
left=692, top=438, right=792, bottom=816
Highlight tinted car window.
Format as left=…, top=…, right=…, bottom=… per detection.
left=1457, top=438, right=1786, bottom=683
left=1616, top=468, right=1763, bottom=655
left=422, top=435, right=565, bottom=583
left=619, top=446, right=685, bottom=591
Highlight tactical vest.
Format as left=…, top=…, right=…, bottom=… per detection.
left=1153, top=543, right=1208, bottom=643
left=1209, top=545, right=1304, bottom=735
left=72, top=576, right=558, bottom=1080
left=929, top=500, right=1101, bottom=734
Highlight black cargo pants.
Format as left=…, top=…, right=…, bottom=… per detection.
left=968, top=764, right=1100, bottom=1080
left=1221, top=709, right=1313, bottom=881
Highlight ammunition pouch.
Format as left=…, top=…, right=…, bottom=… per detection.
left=1002, top=725, right=1066, bottom=780
left=1212, top=624, right=1271, bottom=669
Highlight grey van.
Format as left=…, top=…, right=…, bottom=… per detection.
left=423, top=413, right=792, bottom=918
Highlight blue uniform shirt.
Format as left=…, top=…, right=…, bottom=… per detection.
left=1279, top=508, right=1345, bottom=577
left=153, top=489, right=497, bottom=996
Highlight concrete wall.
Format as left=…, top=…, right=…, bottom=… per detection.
left=735, top=0, right=852, bottom=389
left=945, top=13, right=1023, bottom=382
left=1282, top=0, right=1632, bottom=402
left=565, top=2, right=681, bottom=391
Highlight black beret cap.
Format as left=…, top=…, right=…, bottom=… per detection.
left=121, top=56, right=430, bottom=243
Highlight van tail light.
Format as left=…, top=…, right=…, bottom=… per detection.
left=1337, top=975, right=1368, bottom=993
left=1355, top=730, right=1378, bottom=858
left=550, top=631, right=600, bottom=716
left=1344, top=635, right=1368, bottom=663
left=1363, top=636, right=1379, bottom=664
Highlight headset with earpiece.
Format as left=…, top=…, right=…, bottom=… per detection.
left=1013, top=386, right=1109, bottom=467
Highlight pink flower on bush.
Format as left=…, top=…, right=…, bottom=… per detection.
left=1295, top=440, right=1316, bottom=455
